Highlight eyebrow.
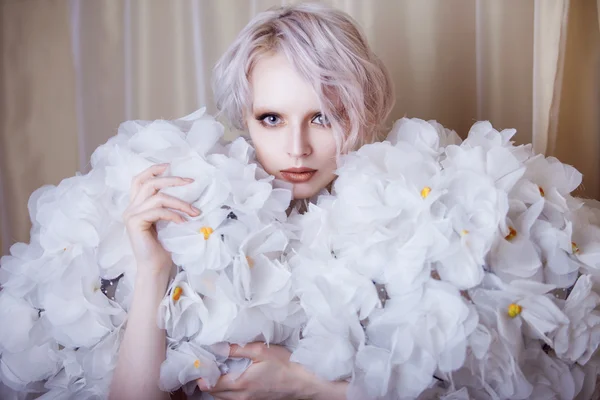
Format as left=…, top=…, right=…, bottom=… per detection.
left=252, top=107, right=322, bottom=117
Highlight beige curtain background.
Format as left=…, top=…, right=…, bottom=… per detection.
left=0, top=0, right=598, bottom=255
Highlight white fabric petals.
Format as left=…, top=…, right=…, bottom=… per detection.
left=551, top=275, right=600, bottom=365
left=292, top=118, right=600, bottom=399
left=3, top=112, right=600, bottom=399
left=0, top=109, right=299, bottom=397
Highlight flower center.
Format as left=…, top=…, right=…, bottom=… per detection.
left=194, top=359, right=201, bottom=368
left=572, top=242, right=580, bottom=254
left=505, top=227, right=517, bottom=241
left=200, top=227, right=214, bottom=240
left=420, top=186, right=432, bottom=199
left=538, top=186, right=545, bottom=197
left=172, top=286, right=183, bottom=302
left=507, top=303, right=522, bottom=318
left=246, top=256, right=255, bottom=268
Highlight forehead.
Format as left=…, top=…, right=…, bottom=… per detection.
left=248, top=52, right=321, bottom=112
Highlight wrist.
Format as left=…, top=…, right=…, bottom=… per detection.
left=134, top=264, right=172, bottom=292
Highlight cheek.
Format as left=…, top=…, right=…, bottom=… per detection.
left=248, top=128, right=281, bottom=169
left=315, top=133, right=338, bottom=167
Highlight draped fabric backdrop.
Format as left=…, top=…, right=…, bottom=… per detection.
left=0, top=0, right=599, bottom=255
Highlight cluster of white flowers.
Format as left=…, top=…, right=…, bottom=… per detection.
left=2, top=111, right=600, bottom=399
left=0, top=109, right=301, bottom=399
left=289, top=118, right=600, bottom=399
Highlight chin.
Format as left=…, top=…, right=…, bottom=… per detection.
left=291, top=186, right=318, bottom=200
left=291, top=179, right=333, bottom=200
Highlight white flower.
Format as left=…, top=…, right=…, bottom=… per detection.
left=0, top=293, right=40, bottom=353
left=208, top=138, right=281, bottom=215
left=570, top=204, right=600, bottom=277
left=160, top=341, right=228, bottom=392
left=470, top=274, right=568, bottom=346
left=158, top=271, right=212, bottom=342
left=512, top=154, right=583, bottom=228
left=442, top=139, right=525, bottom=194
left=0, top=240, right=45, bottom=300
left=0, top=341, right=60, bottom=392
left=293, top=256, right=379, bottom=321
left=387, top=117, right=462, bottom=156
left=521, top=343, right=580, bottom=400
left=358, top=279, right=477, bottom=398
left=552, top=275, right=600, bottom=365
left=434, top=169, right=509, bottom=289
left=222, top=225, right=300, bottom=344
left=488, top=199, right=544, bottom=281
left=97, top=221, right=135, bottom=280
left=160, top=271, right=237, bottom=346
left=328, top=140, right=447, bottom=280
left=291, top=316, right=364, bottom=381
left=40, top=249, right=125, bottom=348
left=530, top=218, right=580, bottom=288
left=161, top=156, right=230, bottom=213
left=289, top=197, right=337, bottom=260
left=449, top=328, right=533, bottom=400
left=158, top=207, right=240, bottom=276
left=347, top=342, right=396, bottom=400
left=181, top=108, right=226, bottom=156
left=32, top=171, right=110, bottom=253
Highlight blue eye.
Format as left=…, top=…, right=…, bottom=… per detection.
left=259, top=114, right=281, bottom=127
left=313, top=114, right=330, bottom=126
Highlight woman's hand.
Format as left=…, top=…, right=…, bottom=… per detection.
left=111, top=163, right=200, bottom=400
left=123, top=163, right=200, bottom=275
left=197, top=343, right=348, bottom=400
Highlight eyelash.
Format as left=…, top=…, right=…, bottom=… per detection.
left=256, top=113, right=330, bottom=128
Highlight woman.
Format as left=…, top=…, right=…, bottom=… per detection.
left=109, top=3, right=394, bottom=399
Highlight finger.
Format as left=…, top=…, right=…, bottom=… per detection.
left=137, top=192, right=200, bottom=217
left=133, top=176, right=195, bottom=205
left=130, top=163, right=170, bottom=201
left=127, top=208, right=186, bottom=230
left=197, top=375, right=242, bottom=393
left=229, top=342, right=267, bottom=362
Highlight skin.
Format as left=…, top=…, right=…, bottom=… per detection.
left=245, top=52, right=338, bottom=200
left=109, top=52, right=346, bottom=400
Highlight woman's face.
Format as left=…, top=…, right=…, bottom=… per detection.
left=245, top=52, right=337, bottom=200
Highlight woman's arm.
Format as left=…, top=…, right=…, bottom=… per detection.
left=109, top=268, right=171, bottom=400
left=108, top=164, right=199, bottom=400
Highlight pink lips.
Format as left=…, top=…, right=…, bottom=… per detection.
left=280, top=167, right=317, bottom=183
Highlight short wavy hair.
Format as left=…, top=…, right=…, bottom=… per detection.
left=212, top=2, right=395, bottom=153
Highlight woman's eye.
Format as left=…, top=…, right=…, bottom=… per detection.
left=260, top=115, right=281, bottom=126
left=313, top=114, right=330, bottom=126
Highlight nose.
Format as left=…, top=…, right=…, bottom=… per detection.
left=287, top=122, right=312, bottom=158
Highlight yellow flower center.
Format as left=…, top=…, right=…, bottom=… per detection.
left=246, top=256, right=255, bottom=268
left=505, top=227, right=517, bottom=241
left=538, top=186, right=545, bottom=197
left=460, top=229, right=469, bottom=236
left=200, top=226, right=214, bottom=240
left=507, top=303, right=522, bottom=318
left=572, top=242, right=580, bottom=254
left=172, top=286, right=183, bottom=302
left=420, top=186, right=432, bottom=199
left=194, top=359, right=201, bottom=368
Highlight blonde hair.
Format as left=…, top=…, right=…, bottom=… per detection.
left=212, top=2, right=395, bottom=153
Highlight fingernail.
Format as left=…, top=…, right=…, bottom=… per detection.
left=192, top=206, right=201, bottom=214
left=183, top=178, right=195, bottom=182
